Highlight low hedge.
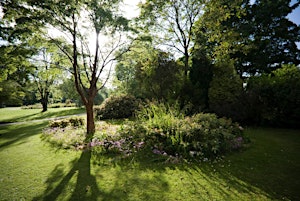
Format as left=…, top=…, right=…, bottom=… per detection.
left=49, top=117, right=84, bottom=128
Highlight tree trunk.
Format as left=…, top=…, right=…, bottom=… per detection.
left=85, top=102, right=95, bottom=138
left=41, top=100, right=48, bottom=112
left=41, top=95, right=48, bottom=112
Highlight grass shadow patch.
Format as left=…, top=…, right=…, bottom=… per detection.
left=34, top=147, right=170, bottom=201
left=0, top=122, right=48, bottom=149
left=194, top=127, right=300, bottom=201
left=33, top=150, right=101, bottom=201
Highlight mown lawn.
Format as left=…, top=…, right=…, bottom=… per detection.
left=0, top=114, right=299, bottom=200
left=0, top=107, right=85, bottom=123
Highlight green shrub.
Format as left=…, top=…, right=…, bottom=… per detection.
left=246, top=64, right=300, bottom=128
left=68, top=117, right=84, bottom=127
left=117, top=102, right=246, bottom=160
left=49, top=103, right=76, bottom=108
left=95, top=94, right=141, bottom=120
left=49, top=117, right=84, bottom=128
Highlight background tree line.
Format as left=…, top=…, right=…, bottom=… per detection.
left=1, top=0, right=299, bottom=131
left=114, top=0, right=300, bottom=128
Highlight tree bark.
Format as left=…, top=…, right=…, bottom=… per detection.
left=41, top=99, right=48, bottom=112
left=41, top=91, right=49, bottom=112
left=85, top=101, right=95, bottom=138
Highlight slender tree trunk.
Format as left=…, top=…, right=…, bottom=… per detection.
left=85, top=101, right=95, bottom=138
left=41, top=99, right=48, bottom=112
left=41, top=92, right=49, bottom=112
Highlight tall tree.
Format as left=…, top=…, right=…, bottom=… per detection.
left=238, top=0, right=300, bottom=75
left=1, top=0, right=130, bottom=135
left=200, top=0, right=300, bottom=77
left=139, top=0, right=205, bottom=77
left=30, top=46, right=63, bottom=112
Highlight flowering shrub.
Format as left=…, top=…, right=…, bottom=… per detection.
left=43, top=117, right=85, bottom=149
left=117, top=102, right=247, bottom=160
left=42, top=102, right=247, bottom=162
left=95, top=94, right=141, bottom=120
left=89, top=135, right=145, bottom=157
left=42, top=126, right=86, bottom=149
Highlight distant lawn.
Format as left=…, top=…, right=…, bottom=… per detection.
left=0, top=120, right=299, bottom=201
left=0, top=107, right=85, bottom=123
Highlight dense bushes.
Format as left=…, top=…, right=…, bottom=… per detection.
left=245, top=65, right=300, bottom=128
left=95, top=94, right=141, bottom=120
left=22, top=102, right=77, bottom=109
left=116, top=102, right=246, bottom=159
left=42, top=101, right=247, bottom=160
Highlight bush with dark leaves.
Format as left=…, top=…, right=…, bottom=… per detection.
left=95, top=94, right=141, bottom=120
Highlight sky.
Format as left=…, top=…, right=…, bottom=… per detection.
left=122, top=0, right=142, bottom=19
left=124, top=0, right=300, bottom=25
left=288, top=0, right=300, bottom=25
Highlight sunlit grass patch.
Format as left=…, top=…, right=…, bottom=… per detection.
left=0, top=107, right=85, bottom=123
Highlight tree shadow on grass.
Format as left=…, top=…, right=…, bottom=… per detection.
left=0, top=122, right=47, bottom=149
left=33, top=147, right=170, bottom=201
left=33, top=150, right=101, bottom=201
left=0, top=113, right=40, bottom=124
left=181, top=128, right=300, bottom=201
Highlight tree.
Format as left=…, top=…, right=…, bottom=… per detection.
left=115, top=40, right=181, bottom=101
left=246, top=64, right=300, bottom=127
left=0, top=80, right=25, bottom=107
left=30, top=46, right=63, bottom=112
left=200, top=0, right=300, bottom=77
left=237, top=0, right=300, bottom=75
left=0, top=45, right=33, bottom=107
left=58, top=78, right=110, bottom=106
left=208, top=57, right=244, bottom=120
left=139, top=0, right=205, bottom=77
left=137, top=50, right=181, bottom=101
left=1, top=0, right=130, bottom=136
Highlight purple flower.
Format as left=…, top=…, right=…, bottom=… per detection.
left=152, top=148, right=161, bottom=154
left=231, top=137, right=243, bottom=149
left=134, top=141, right=145, bottom=149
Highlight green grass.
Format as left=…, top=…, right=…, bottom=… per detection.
left=0, top=107, right=85, bottom=123
left=0, top=119, right=299, bottom=200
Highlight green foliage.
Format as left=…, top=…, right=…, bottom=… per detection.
left=49, top=117, right=84, bottom=128
left=117, top=102, right=246, bottom=159
left=246, top=64, right=300, bottom=127
left=199, top=0, right=300, bottom=76
left=208, top=59, right=244, bottom=120
left=0, top=80, right=25, bottom=107
left=95, top=94, right=141, bottom=120
left=188, top=48, right=213, bottom=111
left=139, top=0, right=205, bottom=73
left=115, top=42, right=182, bottom=101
